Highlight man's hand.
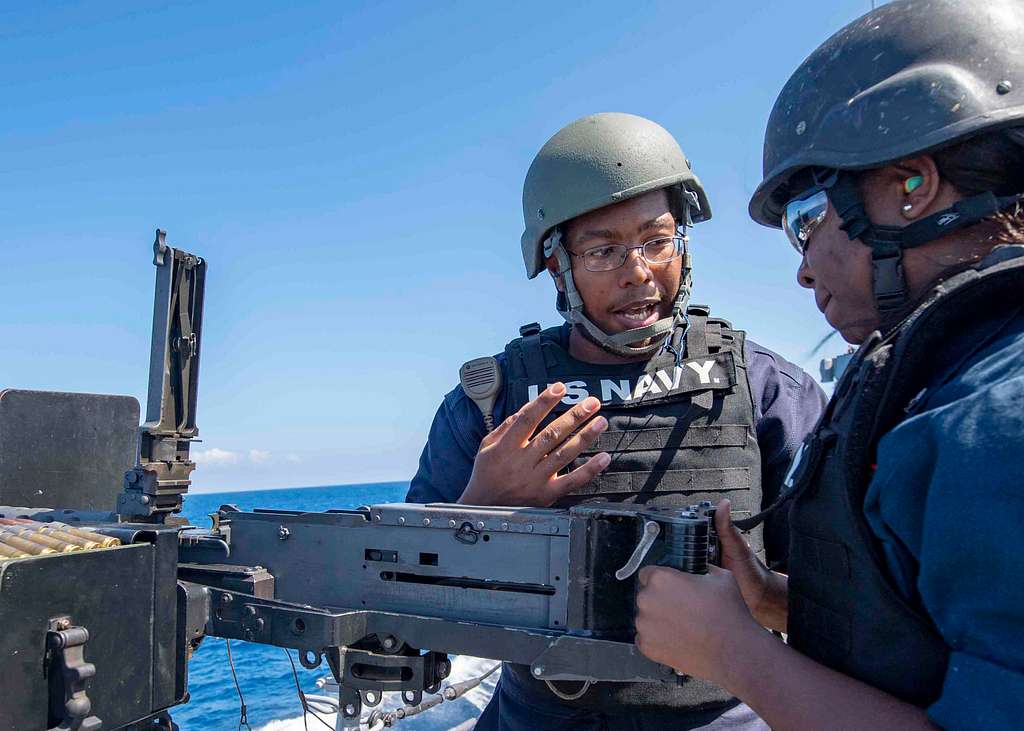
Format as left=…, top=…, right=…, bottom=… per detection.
left=458, top=382, right=610, bottom=507
left=714, top=499, right=788, bottom=633
left=634, top=564, right=765, bottom=689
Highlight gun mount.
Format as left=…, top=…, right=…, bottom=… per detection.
left=0, top=237, right=720, bottom=730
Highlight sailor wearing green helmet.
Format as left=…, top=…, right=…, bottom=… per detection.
left=408, top=112, right=825, bottom=729
left=635, top=1, right=1024, bottom=728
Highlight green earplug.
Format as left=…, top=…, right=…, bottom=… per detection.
left=904, top=176, right=924, bottom=193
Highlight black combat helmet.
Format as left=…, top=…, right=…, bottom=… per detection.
left=749, top=0, right=1024, bottom=311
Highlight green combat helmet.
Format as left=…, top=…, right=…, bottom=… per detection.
left=521, top=112, right=711, bottom=357
left=749, top=0, right=1024, bottom=313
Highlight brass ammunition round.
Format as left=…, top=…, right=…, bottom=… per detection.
left=0, top=525, right=76, bottom=552
left=34, top=528, right=99, bottom=550
left=20, top=530, right=81, bottom=553
left=0, top=543, right=26, bottom=559
left=0, top=533, right=57, bottom=556
left=45, top=521, right=120, bottom=548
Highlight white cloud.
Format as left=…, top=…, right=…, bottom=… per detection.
left=194, top=448, right=276, bottom=467
left=193, top=447, right=241, bottom=465
left=249, top=449, right=272, bottom=464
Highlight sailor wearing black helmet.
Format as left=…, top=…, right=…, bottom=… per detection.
left=408, top=113, right=826, bottom=730
left=635, top=2, right=1024, bottom=728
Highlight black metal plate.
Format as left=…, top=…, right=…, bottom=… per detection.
left=0, top=389, right=139, bottom=511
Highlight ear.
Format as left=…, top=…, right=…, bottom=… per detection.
left=545, top=256, right=565, bottom=292
left=891, top=155, right=943, bottom=220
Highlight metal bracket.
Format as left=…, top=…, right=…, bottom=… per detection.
left=45, top=617, right=102, bottom=731
left=326, top=645, right=449, bottom=727
left=118, top=230, right=206, bottom=523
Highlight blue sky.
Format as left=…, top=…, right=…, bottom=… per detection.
left=1, top=1, right=872, bottom=492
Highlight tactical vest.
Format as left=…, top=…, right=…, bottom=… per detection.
left=501, top=307, right=764, bottom=713
left=786, top=246, right=1024, bottom=706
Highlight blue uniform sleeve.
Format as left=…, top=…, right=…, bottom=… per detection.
left=865, top=334, right=1024, bottom=729
left=407, top=385, right=490, bottom=504
left=745, top=341, right=827, bottom=567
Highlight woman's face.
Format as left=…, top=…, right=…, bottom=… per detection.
left=794, top=160, right=961, bottom=344
left=795, top=203, right=879, bottom=344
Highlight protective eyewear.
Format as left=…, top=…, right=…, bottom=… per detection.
left=570, top=236, right=685, bottom=273
left=782, top=189, right=829, bottom=254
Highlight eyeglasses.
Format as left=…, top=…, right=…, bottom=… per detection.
left=569, top=236, right=685, bottom=273
left=782, top=189, right=830, bottom=254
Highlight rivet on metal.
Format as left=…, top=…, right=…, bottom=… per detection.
left=344, top=704, right=357, bottom=716
left=501, top=522, right=509, bottom=531
left=476, top=521, right=485, bottom=530
left=422, top=518, right=431, bottom=526
left=533, top=666, right=544, bottom=676
left=398, top=517, right=406, bottom=525
left=373, top=513, right=382, bottom=522
left=448, top=519, right=457, bottom=528
left=997, top=80, right=1013, bottom=95
left=527, top=524, right=534, bottom=533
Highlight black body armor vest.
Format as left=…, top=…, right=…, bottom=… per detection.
left=501, top=307, right=764, bottom=713
left=787, top=247, right=1024, bottom=706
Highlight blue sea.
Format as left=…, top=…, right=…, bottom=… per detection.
left=174, top=482, right=495, bottom=731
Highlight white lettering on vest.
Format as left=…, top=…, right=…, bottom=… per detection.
left=633, top=374, right=656, bottom=399
left=685, top=359, right=716, bottom=384
left=563, top=380, right=588, bottom=405
left=601, top=379, right=632, bottom=402
left=655, top=369, right=675, bottom=391
left=526, top=384, right=542, bottom=401
left=671, top=365, right=685, bottom=389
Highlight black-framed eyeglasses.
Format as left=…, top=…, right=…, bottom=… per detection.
left=568, top=236, right=685, bottom=273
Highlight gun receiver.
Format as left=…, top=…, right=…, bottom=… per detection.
left=181, top=500, right=720, bottom=726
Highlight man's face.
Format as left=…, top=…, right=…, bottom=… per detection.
left=553, top=189, right=681, bottom=342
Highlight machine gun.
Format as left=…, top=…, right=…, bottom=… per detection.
left=0, top=236, right=720, bottom=731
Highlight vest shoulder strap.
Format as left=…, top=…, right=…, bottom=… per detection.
left=504, top=324, right=565, bottom=384
left=871, top=250, right=1024, bottom=444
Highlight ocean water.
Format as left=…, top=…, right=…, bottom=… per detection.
left=174, top=482, right=498, bottom=731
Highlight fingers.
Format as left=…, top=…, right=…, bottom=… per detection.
left=527, top=395, right=603, bottom=461
left=547, top=451, right=610, bottom=500
left=505, top=383, right=567, bottom=446
left=536, top=414, right=608, bottom=474
left=714, top=499, right=752, bottom=561
left=480, top=412, right=518, bottom=446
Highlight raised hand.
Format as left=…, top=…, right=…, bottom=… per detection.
left=458, top=382, right=611, bottom=507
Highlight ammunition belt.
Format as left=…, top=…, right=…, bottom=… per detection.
left=0, top=518, right=120, bottom=561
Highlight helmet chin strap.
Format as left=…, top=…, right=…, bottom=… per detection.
left=545, top=228, right=694, bottom=359
left=825, top=171, right=1024, bottom=314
